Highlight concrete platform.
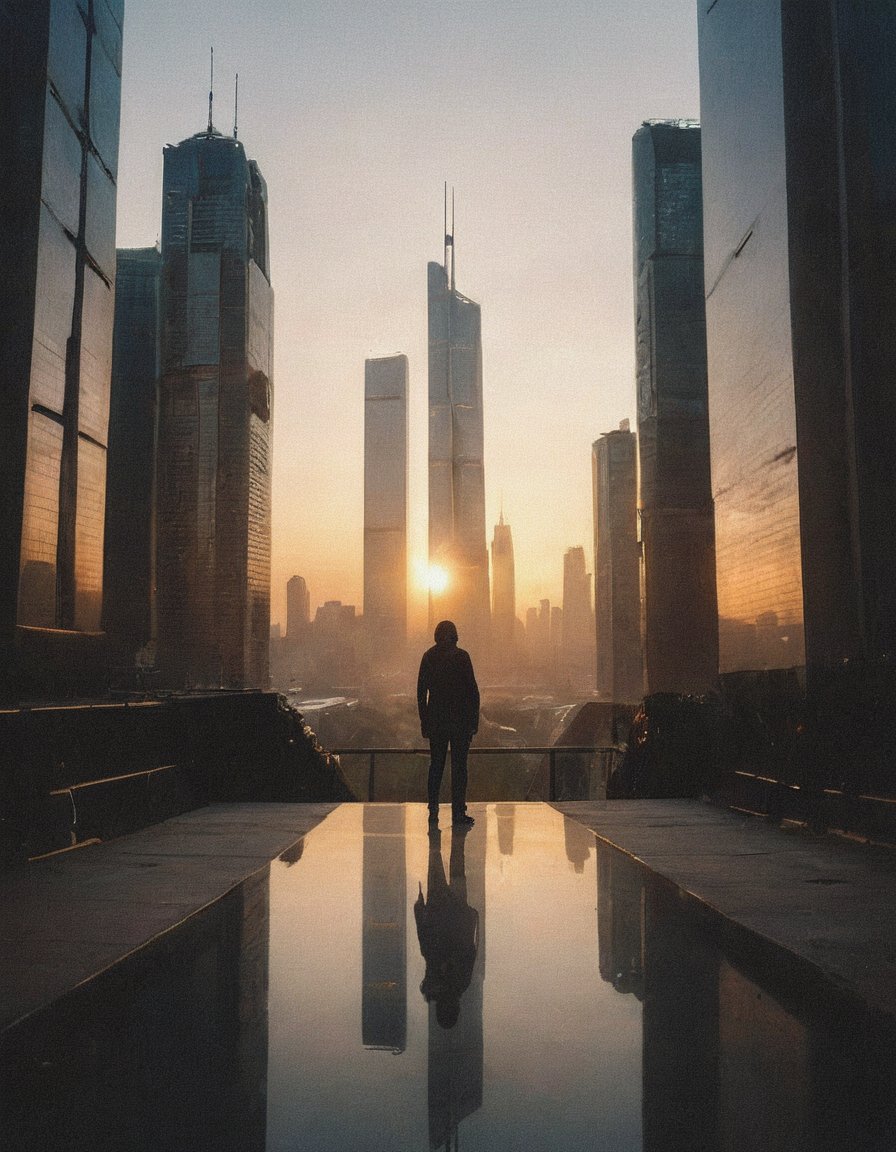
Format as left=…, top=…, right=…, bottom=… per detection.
left=554, top=799, right=896, bottom=1021
left=0, top=803, right=339, bottom=1030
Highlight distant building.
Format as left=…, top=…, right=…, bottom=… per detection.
left=364, top=355, right=408, bottom=665
left=312, top=601, right=363, bottom=688
left=103, top=248, right=162, bottom=662
left=428, top=227, right=490, bottom=657
left=561, top=546, right=593, bottom=685
left=550, top=605, right=564, bottom=673
left=286, top=576, right=311, bottom=641
left=490, top=511, right=516, bottom=661
left=699, top=2, right=896, bottom=681
left=526, top=599, right=551, bottom=669
left=593, top=425, right=642, bottom=703
left=633, top=120, right=718, bottom=694
left=0, top=1, right=123, bottom=687
left=155, top=123, right=273, bottom=690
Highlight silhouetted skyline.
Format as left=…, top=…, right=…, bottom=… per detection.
left=113, top=2, right=702, bottom=629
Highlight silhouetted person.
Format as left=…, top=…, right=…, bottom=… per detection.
left=414, top=826, right=479, bottom=1030
left=417, top=619, right=480, bottom=826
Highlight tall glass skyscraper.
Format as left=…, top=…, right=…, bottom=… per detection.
left=156, top=125, right=273, bottom=689
left=490, top=511, right=516, bottom=662
left=103, top=246, right=161, bottom=662
left=592, top=424, right=642, bottom=703
left=633, top=119, right=719, bottom=695
left=1, top=1, right=123, bottom=658
left=427, top=236, right=490, bottom=655
left=364, top=355, right=408, bottom=667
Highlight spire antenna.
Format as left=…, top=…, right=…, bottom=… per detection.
left=233, top=73, right=239, bottom=139
left=207, top=46, right=214, bottom=133
left=443, top=181, right=449, bottom=273
left=443, top=183, right=456, bottom=290
left=446, top=185, right=453, bottom=290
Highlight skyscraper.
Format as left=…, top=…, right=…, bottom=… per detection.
left=103, top=247, right=162, bottom=662
left=633, top=119, right=718, bottom=695
left=1, top=1, right=123, bottom=682
left=364, top=355, right=408, bottom=665
left=156, top=120, right=273, bottom=690
left=699, top=1, right=896, bottom=683
left=593, top=424, right=642, bottom=703
left=427, top=219, right=490, bottom=655
left=490, top=510, right=516, bottom=662
left=561, top=546, right=593, bottom=685
left=286, top=575, right=310, bottom=641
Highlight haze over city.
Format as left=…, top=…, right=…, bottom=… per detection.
left=114, top=1, right=701, bottom=629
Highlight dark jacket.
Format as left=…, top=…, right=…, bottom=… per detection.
left=417, top=641, right=480, bottom=737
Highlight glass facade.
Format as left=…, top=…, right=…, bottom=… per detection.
left=1, top=1, right=123, bottom=642
left=157, top=130, right=273, bottom=689
left=632, top=121, right=718, bottom=694
left=592, top=429, right=642, bottom=704
left=699, top=0, right=896, bottom=675
left=103, top=247, right=162, bottom=652
left=427, top=260, right=490, bottom=657
left=364, top=355, right=408, bottom=665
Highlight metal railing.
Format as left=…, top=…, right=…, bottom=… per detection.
left=329, top=745, right=622, bottom=802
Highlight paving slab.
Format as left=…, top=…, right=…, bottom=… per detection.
left=554, top=799, right=896, bottom=1021
left=0, top=802, right=338, bottom=1030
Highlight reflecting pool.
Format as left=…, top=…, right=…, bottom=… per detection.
left=2, top=803, right=892, bottom=1152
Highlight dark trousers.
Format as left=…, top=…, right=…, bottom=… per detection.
left=427, top=729, right=471, bottom=817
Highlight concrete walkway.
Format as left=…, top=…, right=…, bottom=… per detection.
left=0, top=803, right=338, bottom=1031
left=1, top=799, right=893, bottom=1034
left=555, top=799, right=896, bottom=1021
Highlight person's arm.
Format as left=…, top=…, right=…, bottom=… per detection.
left=467, top=654, right=480, bottom=735
left=417, top=655, right=430, bottom=739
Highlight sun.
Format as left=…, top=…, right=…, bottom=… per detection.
left=414, top=559, right=450, bottom=595
left=427, top=564, right=450, bottom=595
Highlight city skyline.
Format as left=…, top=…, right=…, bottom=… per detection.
left=113, top=1, right=702, bottom=630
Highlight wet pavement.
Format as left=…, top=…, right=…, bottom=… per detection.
left=1, top=800, right=894, bottom=1151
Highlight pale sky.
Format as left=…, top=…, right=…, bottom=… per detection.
left=115, top=1, right=701, bottom=631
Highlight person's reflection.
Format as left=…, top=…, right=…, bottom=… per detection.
left=415, top=825, right=479, bottom=1029
left=416, top=822, right=484, bottom=1150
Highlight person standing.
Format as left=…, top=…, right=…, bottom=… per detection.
left=417, top=620, right=480, bottom=826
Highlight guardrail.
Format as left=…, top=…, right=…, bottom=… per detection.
left=328, top=745, right=621, bottom=802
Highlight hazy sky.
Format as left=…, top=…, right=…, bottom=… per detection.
left=115, top=1, right=701, bottom=631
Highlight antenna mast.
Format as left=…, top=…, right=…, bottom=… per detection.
left=207, top=47, right=214, bottom=133
left=233, top=73, right=239, bottom=139
left=444, top=182, right=455, bottom=291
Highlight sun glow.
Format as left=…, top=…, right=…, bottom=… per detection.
left=414, top=559, right=450, bottom=595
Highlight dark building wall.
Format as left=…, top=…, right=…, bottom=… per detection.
left=633, top=120, right=718, bottom=695
left=0, top=0, right=122, bottom=654
left=699, top=0, right=896, bottom=676
left=103, top=247, right=161, bottom=660
left=156, top=131, right=273, bottom=690
left=593, top=429, right=642, bottom=704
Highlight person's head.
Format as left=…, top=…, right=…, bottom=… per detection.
left=434, top=620, right=458, bottom=645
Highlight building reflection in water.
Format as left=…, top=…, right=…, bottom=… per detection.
left=0, top=872, right=270, bottom=1152
left=563, top=814, right=594, bottom=875
left=495, top=801, right=515, bottom=857
left=362, top=805, right=407, bottom=1052
left=415, top=821, right=485, bottom=1149
left=595, top=837, right=892, bottom=1152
